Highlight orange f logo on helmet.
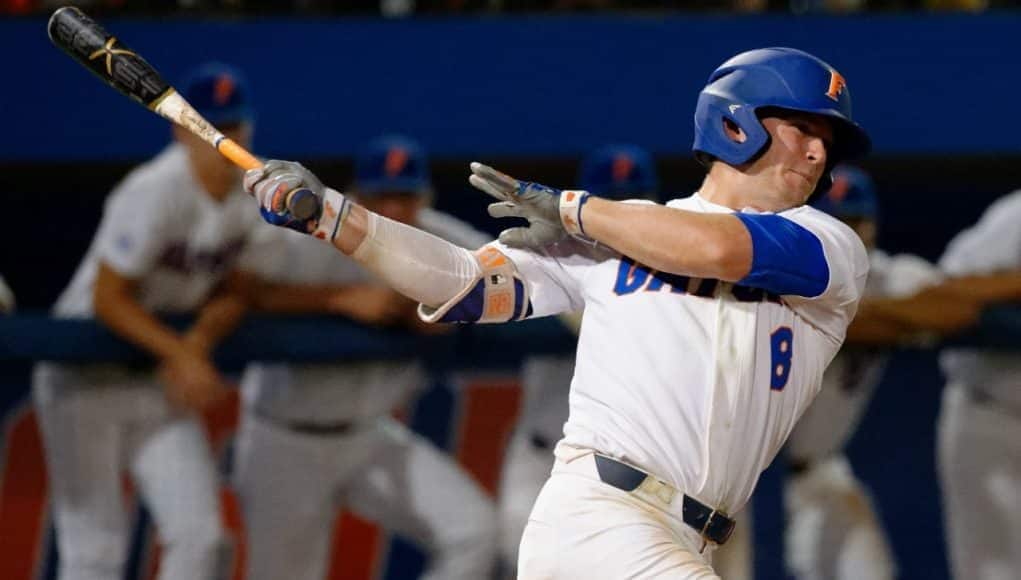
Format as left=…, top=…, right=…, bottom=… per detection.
left=612, top=154, right=634, bottom=184
left=828, top=174, right=850, bottom=203
left=384, top=147, right=409, bottom=177
left=826, top=70, right=847, bottom=102
left=214, top=75, right=235, bottom=105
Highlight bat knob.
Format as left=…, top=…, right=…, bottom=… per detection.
left=286, top=188, right=321, bottom=221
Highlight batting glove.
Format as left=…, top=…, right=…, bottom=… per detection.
left=243, top=160, right=350, bottom=241
left=469, top=162, right=594, bottom=249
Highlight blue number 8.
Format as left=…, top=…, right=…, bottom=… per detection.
left=770, top=326, right=794, bottom=391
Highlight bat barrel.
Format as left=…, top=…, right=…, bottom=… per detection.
left=47, top=6, right=171, bottom=109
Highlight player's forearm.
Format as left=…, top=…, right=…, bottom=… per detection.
left=844, top=315, right=917, bottom=345
left=94, top=289, right=187, bottom=361
left=858, top=295, right=981, bottom=336
left=185, top=292, right=248, bottom=355
left=581, top=197, right=753, bottom=281
left=855, top=274, right=1021, bottom=337
left=254, top=283, right=344, bottom=313
left=184, top=272, right=259, bottom=354
left=926, top=273, right=1021, bottom=303
left=845, top=298, right=957, bottom=345
left=330, top=204, right=482, bottom=308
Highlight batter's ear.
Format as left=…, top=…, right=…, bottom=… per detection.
left=723, top=118, right=747, bottom=144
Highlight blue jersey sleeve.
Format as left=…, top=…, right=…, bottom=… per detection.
left=734, top=213, right=829, bottom=298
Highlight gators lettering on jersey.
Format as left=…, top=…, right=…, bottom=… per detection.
left=613, top=256, right=783, bottom=304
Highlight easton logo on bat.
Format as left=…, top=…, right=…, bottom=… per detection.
left=48, top=7, right=170, bottom=107
left=89, top=37, right=137, bottom=75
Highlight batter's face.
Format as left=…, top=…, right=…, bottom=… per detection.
left=743, top=111, right=833, bottom=203
left=175, top=121, right=253, bottom=199
left=356, top=192, right=426, bottom=225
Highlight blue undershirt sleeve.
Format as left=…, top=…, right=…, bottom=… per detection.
left=734, top=213, right=829, bottom=298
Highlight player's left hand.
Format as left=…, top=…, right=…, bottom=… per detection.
left=158, top=348, right=229, bottom=412
left=244, top=160, right=349, bottom=241
left=469, top=162, right=568, bottom=249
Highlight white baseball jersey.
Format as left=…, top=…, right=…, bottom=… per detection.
left=787, top=250, right=942, bottom=462
left=51, top=144, right=273, bottom=318
left=484, top=193, right=868, bottom=512
left=939, top=189, right=1021, bottom=410
left=241, top=208, right=490, bottom=424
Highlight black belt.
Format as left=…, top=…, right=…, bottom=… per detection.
left=256, top=410, right=356, bottom=436
left=593, top=455, right=736, bottom=546
left=529, top=431, right=553, bottom=451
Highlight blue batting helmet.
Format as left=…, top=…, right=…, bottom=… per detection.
left=354, top=135, right=431, bottom=195
left=692, top=48, right=870, bottom=170
left=180, top=63, right=253, bottom=126
left=811, top=165, right=878, bottom=219
left=579, top=144, right=659, bottom=201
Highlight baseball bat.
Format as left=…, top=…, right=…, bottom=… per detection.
left=46, top=6, right=319, bottom=220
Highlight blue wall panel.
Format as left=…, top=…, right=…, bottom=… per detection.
left=2, top=14, right=1017, bottom=161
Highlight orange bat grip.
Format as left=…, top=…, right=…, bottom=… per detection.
left=217, top=138, right=263, bottom=171
left=215, top=137, right=321, bottom=220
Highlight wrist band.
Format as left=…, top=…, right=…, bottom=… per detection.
left=559, top=190, right=595, bottom=242
left=313, top=188, right=351, bottom=242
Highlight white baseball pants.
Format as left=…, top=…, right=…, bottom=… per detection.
left=784, top=455, right=895, bottom=580
left=233, top=413, right=497, bottom=580
left=938, top=383, right=1021, bottom=580
left=518, top=443, right=721, bottom=579
left=32, top=364, right=225, bottom=580
left=498, top=431, right=555, bottom=570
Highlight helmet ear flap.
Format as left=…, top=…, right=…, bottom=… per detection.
left=693, top=95, right=770, bottom=167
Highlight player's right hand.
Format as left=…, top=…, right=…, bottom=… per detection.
left=244, top=160, right=350, bottom=241
left=158, top=348, right=229, bottom=412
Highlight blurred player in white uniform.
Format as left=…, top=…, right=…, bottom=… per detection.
left=244, top=47, right=873, bottom=578
left=783, top=165, right=944, bottom=580
left=31, top=63, right=269, bottom=580
left=234, top=135, right=498, bottom=580
left=497, top=144, right=659, bottom=571
left=937, top=189, right=1021, bottom=580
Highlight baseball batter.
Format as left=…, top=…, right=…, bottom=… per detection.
left=244, top=47, right=871, bottom=578
left=234, top=135, right=498, bottom=580
left=937, top=189, right=1021, bottom=580
left=31, top=64, right=269, bottom=580
left=497, top=143, right=660, bottom=571
left=783, top=165, right=944, bottom=580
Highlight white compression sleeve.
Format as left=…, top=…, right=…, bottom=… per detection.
left=350, top=212, right=482, bottom=307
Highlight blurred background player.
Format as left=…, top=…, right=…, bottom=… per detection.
left=234, top=134, right=499, bottom=580
left=0, top=274, right=14, bottom=314
left=30, top=63, right=269, bottom=580
left=937, top=188, right=1021, bottom=580
left=783, top=165, right=944, bottom=580
left=496, top=143, right=659, bottom=573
